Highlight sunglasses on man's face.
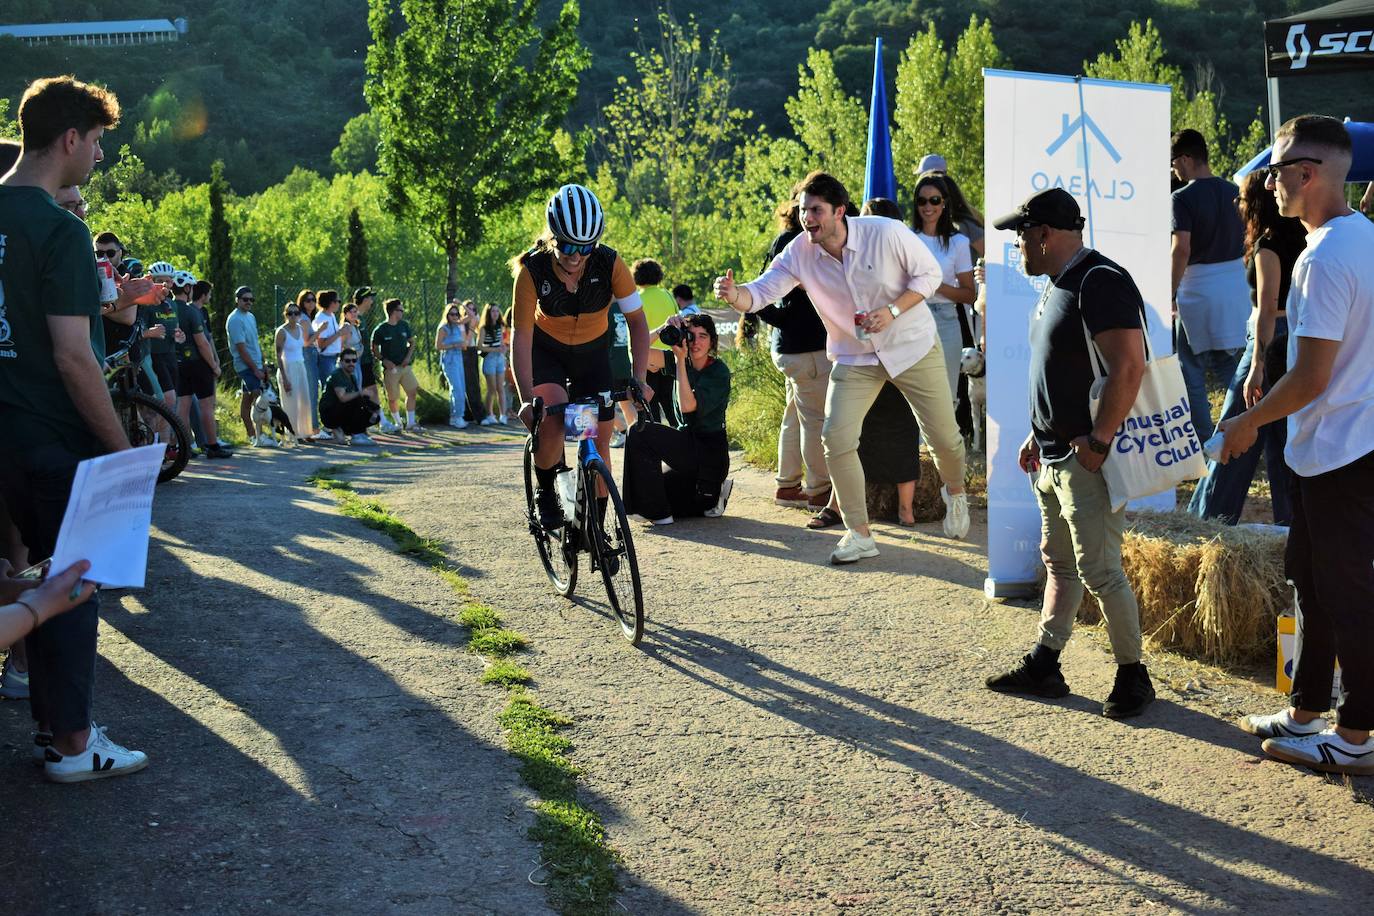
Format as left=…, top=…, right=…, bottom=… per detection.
left=556, top=240, right=597, bottom=256
left=1264, top=156, right=1324, bottom=179
left=916, top=195, right=944, bottom=207
left=240, top=296, right=255, bottom=303
left=341, top=358, right=357, bottom=365
left=95, top=248, right=120, bottom=258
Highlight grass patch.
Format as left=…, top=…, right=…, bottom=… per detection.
left=310, top=457, right=620, bottom=914
left=468, top=627, right=528, bottom=657
left=480, top=659, right=533, bottom=688
left=723, top=344, right=785, bottom=470
left=458, top=604, right=501, bottom=631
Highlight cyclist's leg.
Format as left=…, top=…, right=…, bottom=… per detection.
left=531, top=381, right=570, bottom=471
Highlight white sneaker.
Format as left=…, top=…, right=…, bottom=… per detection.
left=941, top=486, right=970, bottom=539
left=255, top=434, right=276, bottom=448
left=406, top=421, right=425, bottom=432
left=451, top=417, right=467, bottom=429
left=1262, top=728, right=1374, bottom=776
left=499, top=414, right=509, bottom=425
left=350, top=433, right=375, bottom=446
left=480, top=416, right=497, bottom=426
left=703, top=478, right=733, bottom=518
left=1239, top=709, right=1329, bottom=739
left=332, top=429, right=347, bottom=444
left=830, top=530, right=879, bottom=565
left=44, top=723, right=148, bottom=783
left=610, top=430, right=626, bottom=448
left=379, top=418, right=399, bottom=433
left=0, top=657, right=29, bottom=699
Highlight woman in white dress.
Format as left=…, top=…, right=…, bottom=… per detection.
left=910, top=174, right=977, bottom=407
left=274, top=303, right=312, bottom=443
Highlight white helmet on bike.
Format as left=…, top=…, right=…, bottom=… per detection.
left=146, top=260, right=176, bottom=278
left=546, top=184, right=604, bottom=247
left=172, top=270, right=196, bottom=289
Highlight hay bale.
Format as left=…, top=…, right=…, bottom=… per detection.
left=865, top=455, right=944, bottom=522
left=1078, top=511, right=1288, bottom=665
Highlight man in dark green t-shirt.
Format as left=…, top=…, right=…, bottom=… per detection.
left=0, top=75, right=149, bottom=782
left=320, top=348, right=379, bottom=444
left=370, top=298, right=420, bottom=432
left=173, top=274, right=231, bottom=459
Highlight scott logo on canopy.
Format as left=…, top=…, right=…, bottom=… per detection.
left=1286, top=23, right=1374, bottom=70
left=1029, top=113, right=1135, bottom=202
left=1112, top=396, right=1200, bottom=467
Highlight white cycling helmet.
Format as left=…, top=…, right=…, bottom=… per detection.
left=546, top=184, right=604, bottom=246
left=172, top=270, right=196, bottom=289
left=146, top=260, right=176, bottom=278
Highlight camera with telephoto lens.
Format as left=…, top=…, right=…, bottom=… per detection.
left=659, top=324, right=687, bottom=347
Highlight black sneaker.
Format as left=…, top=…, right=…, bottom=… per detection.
left=204, top=445, right=235, bottom=459
left=985, top=653, right=1070, bottom=698
left=1102, top=663, right=1155, bottom=718
left=535, top=488, right=565, bottom=531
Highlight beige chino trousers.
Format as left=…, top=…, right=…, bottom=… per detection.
left=821, top=339, right=966, bottom=531
left=773, top=350, right=832, bottom=495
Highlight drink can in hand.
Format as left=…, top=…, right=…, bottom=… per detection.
left=854, top=310, right=870, bottom=341
left=96, top=257, right=119, bottom=305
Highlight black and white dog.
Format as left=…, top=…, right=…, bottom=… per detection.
left=959, top=347, right=987, bottom=452
left=251, top=364, right=297, bottom=446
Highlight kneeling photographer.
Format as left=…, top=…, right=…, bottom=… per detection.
left=623, top=314, right=732, bottom=525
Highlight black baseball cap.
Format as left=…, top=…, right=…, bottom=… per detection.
left=992, top=188, right=1085, bottom=232
left=352, top=286, right=375, bottom=303
left=234, top=285, right=253, bottom=299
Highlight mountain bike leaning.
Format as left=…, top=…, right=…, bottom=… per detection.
left=524, top=388, right=648, bottom=643
left=104, top=318, right=191, bottom=483
left=510, top=183, right=656, bottom=644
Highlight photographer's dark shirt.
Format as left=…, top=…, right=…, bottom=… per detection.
left=1028, top=249, right=1144, bottom=462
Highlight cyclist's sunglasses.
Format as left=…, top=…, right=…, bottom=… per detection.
left=556, top=239, right=597, bottom=256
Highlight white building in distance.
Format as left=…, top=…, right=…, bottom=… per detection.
left=0, top=19, right=188, bottom=48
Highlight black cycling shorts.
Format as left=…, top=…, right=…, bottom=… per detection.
left=145, top=351, right=179, bottom=395
left=531, top=327, right=615, bottom=421
left=178, top=359, right=216, bottom=400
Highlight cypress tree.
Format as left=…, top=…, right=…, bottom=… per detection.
left=345, top=206, right=371, bottom=288
left=207, top=159, right=234, bottom=372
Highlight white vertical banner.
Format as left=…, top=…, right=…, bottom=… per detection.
left=982, top=70, right=1173, bottom=598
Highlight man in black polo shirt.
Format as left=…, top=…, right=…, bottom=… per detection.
left=984, top=189, right=1155, bottom=718
left=1170, top=129, right=1249, bottom=441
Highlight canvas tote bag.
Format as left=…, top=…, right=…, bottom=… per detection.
left=1080, top=265, right=1205, bottom=511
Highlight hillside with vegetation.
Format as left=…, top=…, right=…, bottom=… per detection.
left=5, top=0, right=1364, bottom=194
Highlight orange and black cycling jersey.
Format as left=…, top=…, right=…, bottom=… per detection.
left=512, top=245, right=636, bottom=348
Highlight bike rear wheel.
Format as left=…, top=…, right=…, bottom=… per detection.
left=111, top=389, right=191, bottom=483
left=584, top=458, right=644, bottom=645
left=524, top=438, right=577, bottom=596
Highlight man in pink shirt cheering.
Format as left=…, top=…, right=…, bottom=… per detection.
left=715, top=171, right=969, bottom=564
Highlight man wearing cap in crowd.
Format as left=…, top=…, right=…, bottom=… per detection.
left=352, top=287, right=380, bottom=403
left=226, top=285, right=270, bottom=446
left=983, top=188, right=1156, bottom=719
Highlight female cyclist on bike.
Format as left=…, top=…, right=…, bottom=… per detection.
left=512, top=184, right=653, bottom=529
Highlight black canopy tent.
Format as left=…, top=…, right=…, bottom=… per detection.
left=1264, top=1, right=1374, bottom=136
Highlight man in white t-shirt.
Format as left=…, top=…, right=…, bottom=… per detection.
left=1219, top=115, right=1374, bottom=776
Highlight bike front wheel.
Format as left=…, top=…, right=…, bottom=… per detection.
left=524, top=438, right=577, bottom=596
left=111, top=389, right=191, bottom=483
left=584, top=458, right=644, bottom=645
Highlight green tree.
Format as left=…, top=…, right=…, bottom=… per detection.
left=345, top=206, right=372, bottom=288
left=1084, top=19, right=1267, bottom=180
left=892, top=15, right=1005, bottom=210
left=207, top=160, right=235, bottom=369
left=600, top=10, right=749, bottom=267
left=0, top=98, right=16, bottom=140
left=331, top=111, right=381, bottom=175
left=783, top=48, right=867, bottom=195
left=85, top=145, right=184, bottom=211
left=365, top=0, right=590, bottom=299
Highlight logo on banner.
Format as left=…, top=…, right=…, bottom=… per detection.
left=1285, top=22, right=1373, bottom=70
left=1031, top=113, right=1135, bottom=203
left=1287, top=24, right=1313, bottom=69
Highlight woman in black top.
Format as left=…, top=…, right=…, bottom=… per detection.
left=622, top=314, right=732, bottom=525
left=1187, top=171, right=1305, bottom=525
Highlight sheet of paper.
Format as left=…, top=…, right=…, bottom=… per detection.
left=48, top=444, right=165, bottom=588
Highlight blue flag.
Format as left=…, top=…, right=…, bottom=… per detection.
left=863, top=37, right=897, bottom=205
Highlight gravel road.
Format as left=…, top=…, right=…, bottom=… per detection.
left=4, top=429, right=1372, bottom=914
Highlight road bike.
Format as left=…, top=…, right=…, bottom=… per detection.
left=524, top=391, right=646, bottom=644
left=104, top=324, right=191, bottom=484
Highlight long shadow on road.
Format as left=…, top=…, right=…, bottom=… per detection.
left=644, top=623, right=1373, bottom=910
